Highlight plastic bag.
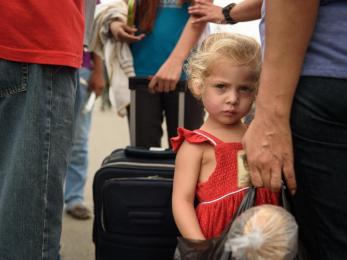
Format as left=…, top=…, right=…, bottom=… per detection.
left=173, top=187, right=256, bottom=260
left=174, top=187, right=297, bottom=260
left=225, top=205, right=298, bottom=260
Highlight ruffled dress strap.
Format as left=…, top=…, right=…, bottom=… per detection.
left=171, top=128, right=222, bottom=152
left=193, top=129, right=224, bottom=146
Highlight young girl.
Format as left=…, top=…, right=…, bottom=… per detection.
left=171, top=32, right=279, bottom=240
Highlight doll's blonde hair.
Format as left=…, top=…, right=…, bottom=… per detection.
left=186, top=32, right=261, bottom=99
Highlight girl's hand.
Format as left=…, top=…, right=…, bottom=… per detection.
left=242, top=110, right=297, bottom=194
left=189, top=0, right=225, bottom=24
left=148, top=58, right=183, bottom=93
left=109, top=21, right=145, bottom=43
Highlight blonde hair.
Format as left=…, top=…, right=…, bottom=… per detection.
left=186, top=32, right=261, bottom=98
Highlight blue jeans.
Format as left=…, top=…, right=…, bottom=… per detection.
left=64, top=68, right=92, bottom=209
left=0, top=60, right=77, bottom=260
left=291, top=76, right=347, bottom=260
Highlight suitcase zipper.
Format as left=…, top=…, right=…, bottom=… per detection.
left=106, top=175, right=173, bottom=182
left=101, top=161, right=175, bottom=170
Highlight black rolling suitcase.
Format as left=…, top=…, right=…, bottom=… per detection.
left=93, top=78, right=187, bottom=260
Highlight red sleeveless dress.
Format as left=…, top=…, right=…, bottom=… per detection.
left=171, top=128, right=279, bottom=239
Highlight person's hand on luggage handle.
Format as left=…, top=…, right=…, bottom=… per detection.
left=148, top=56, right=183, bottom=93
left=242, top=109, right=297, bottom=195
left=188, top=0, right=225, bottom=24
left=109, top=20, right=145, bottom=43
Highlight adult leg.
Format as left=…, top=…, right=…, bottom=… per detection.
left=291, top=76, right=347, bottom=260
left=127, top=81, right=163, bottom=148
left=64, top=68, right=92, bottom=219
left=0, top=60, right=77, bottom=260
left=164, top=88, right=205, bottom=147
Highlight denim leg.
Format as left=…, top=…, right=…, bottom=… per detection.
left=64, top=68, right=92, bottom=209
left=0, top=60, right=77, bottom=260
left=291, top=76, right=347, bottom=260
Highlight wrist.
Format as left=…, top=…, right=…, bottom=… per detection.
left=255, top=99, right=291, bottom=122
left=92, top=68, right=104, bottom=75
left=167, top=54, right=185, bottom=67
left=222, top=3, right=238, bottom=25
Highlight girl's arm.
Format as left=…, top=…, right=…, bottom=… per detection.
left=172, top=141, right=206, bottom=240
left=242, top=0, right=319, bottom=194
left=148, top=1, right=212, bottom=93
left=188, top=0, right=262, bottom=24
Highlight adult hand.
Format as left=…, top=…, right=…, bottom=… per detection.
left=188, top=0, right=224, bottom=24
left=109, top=21, right=145, bottom=43
left=148, top=57, right=183, bottom=93
left=88, top=69, right=106, bottom=97
left=242, top=111, right=297, bottom=194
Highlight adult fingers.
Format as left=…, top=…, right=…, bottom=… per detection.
left=259, top=166, right=272, bottom=189
left=148, top=76, right=157, bottom=93
left=188, top=4, right=209, bottom=15
left=249, top=164, right=264, bottom=188
left=191, top=16, right=211, bottom=24
left=119, top=33, right=145, bottom=43
left=269, top=160, right=282, bottom=192
left=158, top=79, right=170, bottom=93
left=156, top=80, right=165, bottom=92
left=282, top=160, right=297, bottom=195
left=193, top=0, right=210, bottom=6
left=164, top=80, right=173, bottom=92
left=169, top=79, right=178, bottom=92
left=149, top=76, right=164, bottom=93
left=123, top=25, right=138, bottom=34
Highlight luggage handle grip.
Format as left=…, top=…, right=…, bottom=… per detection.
left=124, top=146, right=176, bottom=160
left=129, top=76, right=187, bottom=92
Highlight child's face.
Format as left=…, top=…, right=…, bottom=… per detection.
left=201, top=60, right=256, bottom=126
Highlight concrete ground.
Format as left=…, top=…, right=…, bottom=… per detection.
left=60, top=100, right=169, bottom=260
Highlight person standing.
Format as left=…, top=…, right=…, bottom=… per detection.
left=64, top=52, right=105, bottom=219
left=109, top=0, right=208, bottom=148
left=242, top=1, right=347, bottom=259
left=64, top=0, right=106, bottom=220
left=0, top=1, right=84, bottom=259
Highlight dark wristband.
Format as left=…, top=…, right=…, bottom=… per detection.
left=222, top=3, right=238, bottom=25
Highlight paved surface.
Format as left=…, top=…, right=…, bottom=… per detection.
left=61, top=101, right=128, bottom=260
left=60, top=100, right=169, bottom=260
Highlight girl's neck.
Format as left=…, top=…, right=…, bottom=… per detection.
left=200, top=117, right=247, bottom=143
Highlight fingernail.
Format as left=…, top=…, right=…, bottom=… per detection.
left=290, top=189, right=296, bottom=195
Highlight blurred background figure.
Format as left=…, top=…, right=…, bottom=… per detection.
left=108, top=0, right=209, bottom=148
left=64, top=0, right=106, bottom=220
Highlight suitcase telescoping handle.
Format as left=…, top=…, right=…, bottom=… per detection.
left=129, top=77, right=186, bottom=147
